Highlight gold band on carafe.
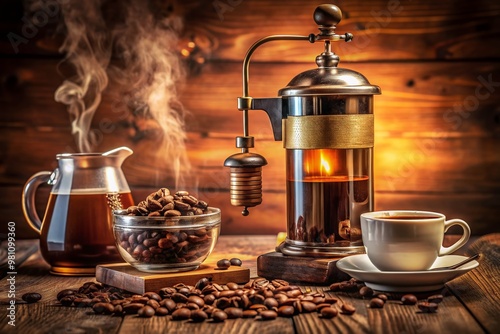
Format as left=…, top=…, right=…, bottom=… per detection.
left=283, top=114, right=374, bottom=149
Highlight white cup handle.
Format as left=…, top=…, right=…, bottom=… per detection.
left=439, top=219, right=471, bottom=256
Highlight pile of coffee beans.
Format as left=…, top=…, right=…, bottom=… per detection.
left=122, top=188, right=209, bottom=217
left=57, top=278, right=351, bottom=321
left=114, top=188, right=216, bottom=265
left=329, top=278, right=442, bottom=313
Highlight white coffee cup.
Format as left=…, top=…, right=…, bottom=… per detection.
left=360, top=210, right=471, bottom=271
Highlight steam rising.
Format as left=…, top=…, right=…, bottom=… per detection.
left=52, top=0, right=190, bottom=185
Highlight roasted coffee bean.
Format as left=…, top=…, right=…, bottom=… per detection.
left=143, top=291, right=161, bottom=302
left=341, top=303, right=356, bottom=315
left=114, top=304, right=123, bottom=314
left=260, top=310, right=278, bottom=320
left=418, top=302, right=439, bottom=313
left=160, top=299, right=177, bottom=312
left=215, top=297, right=231, bottom=309
left=216, top=259, right=231, bottom=269
left=195, top=277, right=210, bottom=290
left=211, top=310, right=228, bottom=322
left=147, top=299, right=160, bottom=309
left=123, top=303, right=144, bottom=314
left=60, top=296, right=74, bottom=306
left=329, top=282, right=341, bottom=291
left=155, top=307, right=169, bottom=316
left=57, top=289, right=76, bottom=301
left=219, top=290, right=236, bottom=298
left=339, top=280, right=358, bottom=292
left=250, top=303, right=268, bottom=312
left=359, top=286, right=374, bottom=298
left=138, top=305, right=156, bottom=318
left=277, top=305, right=295, bottom=317
left=375, top=294, right=388, bottom=302
left=92, top=302, right=114, bottom=314
left=226, top=282, right=239, bottom=290
left=264, top=298, right=279, bottom=309
left=190, top=309, right=208, bottom=322
left=172, top=292, right=189, bottom=303
left=172, top=308, right=191, bottom=320
left=74, top=298, right=93, bottom=307
left=230, top=258, right=242, bottom=266
left=369, top=298, right=385, bottom=308
left=187, top=295, right=205, bottom=308
left=320, top=307, right=338, bottom=319
left=225, top=307, right=243, bottom=319
left=325, top=297, right=338, bottom=304
left=301, top=301, right=317, bottom=313
left=401, top=294, right=418, bottom=305
left=22, top=292, right=42, bottom=303
left=242, top=309, right=258, bottom=318
left=427, top=294, right=443, bottom=304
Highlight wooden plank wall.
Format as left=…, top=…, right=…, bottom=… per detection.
left=1, top=0, right=499, bottom=239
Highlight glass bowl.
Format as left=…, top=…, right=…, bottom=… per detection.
left=113, top=207, right=221, bottom=273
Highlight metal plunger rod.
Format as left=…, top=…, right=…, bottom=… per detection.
left=241, top=35, right=310, bottom=141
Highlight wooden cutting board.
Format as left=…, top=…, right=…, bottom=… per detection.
left=96, top=263, right=250, bottom=294
left=257, top=252, right=351, bottom=285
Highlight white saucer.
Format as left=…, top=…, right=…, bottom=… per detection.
left=336, top=254, right=479, bottom=292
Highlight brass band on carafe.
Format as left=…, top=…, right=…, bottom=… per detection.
left=228, top=167, right=263, bottom=207
left=283, top=114, right=374, bottom=149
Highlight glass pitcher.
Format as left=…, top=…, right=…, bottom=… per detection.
left=22, top=147, right=134, bottom=276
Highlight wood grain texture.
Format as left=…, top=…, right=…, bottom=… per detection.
left=1, top=0, right=499, bottom=61
left=96, top=263, right=250, bottom=295
left=2, top=59, right=500, bottom=136
left=446, top=233, right=500, bottom=334
left=257, top=252, right=350, bottom=284
left=0, top=235, right=497, bottom=333
left=119, top=315, right=294, bottom=334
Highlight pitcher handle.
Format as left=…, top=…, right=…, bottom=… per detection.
left=21, top=171, right=52, bottom=234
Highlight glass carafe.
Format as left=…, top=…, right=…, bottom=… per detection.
left=22, top=147, right=134, bottom=276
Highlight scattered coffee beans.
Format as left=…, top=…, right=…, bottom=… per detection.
left=56, top=278, right=345, bottom=322
left=418, top=302, right=439, bottom=313
left=401, top=294, right=418, bottom=305
left=427, top=294, right=443, bottom=304
left=320, top=306, right=338, bottom=319
left=216, top=259, right=231, bottom=270
left=22, top=292, right=42, bottom=304
left=375, top=294, right=388, bottom=302
left=56, top=276, right=445, bottom=322
left=369, top=298, right=385, bottom=309
left=341, top=303, right=356, bottom=315
left=230, top=258, right=243, bottom=266
left=359, top=286, right=374, bottom=298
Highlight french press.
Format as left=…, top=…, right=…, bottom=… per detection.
left=224, top=4, right=380, bottom=256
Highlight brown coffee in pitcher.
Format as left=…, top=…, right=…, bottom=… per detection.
left=40, top=191, right=134, bottom=274
left=22, top=147, right=134, bottom=276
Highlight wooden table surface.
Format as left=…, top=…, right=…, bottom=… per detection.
left=1, top=234, right=499, bottom=334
